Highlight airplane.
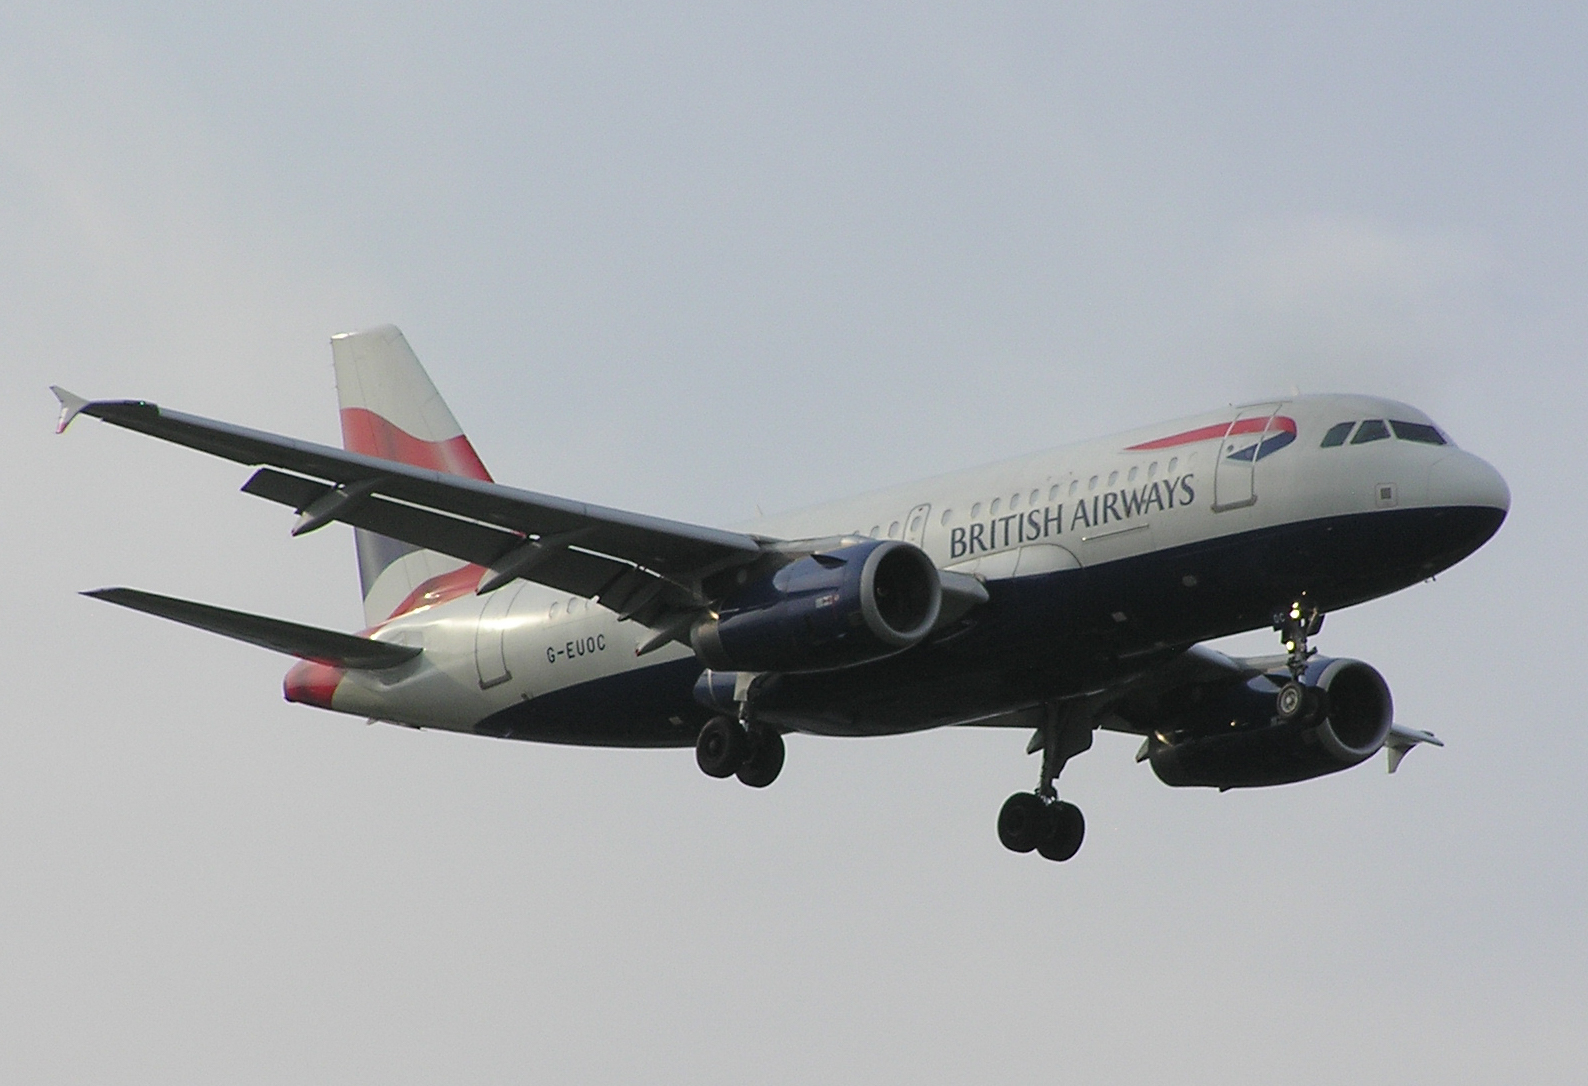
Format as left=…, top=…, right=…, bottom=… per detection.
left=53, top=325, right=1509, bottom=861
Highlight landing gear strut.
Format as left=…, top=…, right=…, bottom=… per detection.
left=694, top=675, right=785, bottom=788
left=998, top=702, right=1092, bottom=862
left=1272, top=600, right=1326, bottom=723
left=1274, top=599, right=1324, bottom=680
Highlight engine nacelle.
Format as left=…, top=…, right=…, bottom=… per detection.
left=691, top=539, right=942, bottom=674
left=1148, top=657, right=1394, bottom=789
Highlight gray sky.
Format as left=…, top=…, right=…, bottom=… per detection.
left=4, top=3, right=1585, bottom=1082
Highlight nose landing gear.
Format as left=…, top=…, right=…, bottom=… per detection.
left=1274, top=599, right=1324, bottom=679
left=1272, top=600, right=1327, bottom=721
left=998, top=701, right=1093, bottom=862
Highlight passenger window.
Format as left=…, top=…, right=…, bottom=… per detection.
left=1069, top=480, right=1079, bottom=496
left=990, top=498, right=1001, bottom=515
left=549, top=601, right=561, bottom=619
left=1107, top=470, right=1119, bottom=487
left=940, top=509, right=953, bottom=526
left=1148, top=462, right=1158, bottom=479
left=1320, top=421, right=1355, bottom=447
left=869, top=525, right=881, bottom=537
left=1168, top=457, right=1178, bottom=472
left=1352, top=419, right=1390, bottom=444
left=1088, top=476, right=1098, bottom=491
left=970, top=503, right=981, bottom=518
left=1009, top=493, right=1020, bottom=510
left=1128, top=467, right=1138, bottom=483
left=888, top=521, right=900, bottom=538
left=1030, top=489, right=1040, bottom=506
left=1391, top=420, right=1447, bottom=445
left=1049, top=485, right=1060, bottom=502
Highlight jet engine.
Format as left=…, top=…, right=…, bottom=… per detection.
left=1147, top=657, right=1394, bottom=789
left=691, top=539, right=942, bottom=673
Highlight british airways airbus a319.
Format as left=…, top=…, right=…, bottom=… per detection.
left=54, top=326, right=1508, bottom=860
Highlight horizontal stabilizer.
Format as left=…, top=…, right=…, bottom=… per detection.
left=83, top=587, right=421, bottom=670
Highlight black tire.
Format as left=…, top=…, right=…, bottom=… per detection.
left=998, top=792, right=1050, bottom=853
left=1037, top=801, right=1085, bottom=862
left=736, top=727, right=786, bottom=788
left=1275, top=681, right=1307, bottom=721
left=696, top=716, right=747, bottom=778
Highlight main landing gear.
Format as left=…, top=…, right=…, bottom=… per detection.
left=1272, top=600, right=1327, bottom=723
left=998, top=702, right=1093, bottom=862
left=695, top=675, right=785, bottom=788
left=696, top=715, right=785, bottom=787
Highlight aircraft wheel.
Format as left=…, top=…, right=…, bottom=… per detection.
left=998, top=792, right=1050, bottom=853
left=735, top=726, right=785, bottom=788
left=696, top=716, right=747, bottom=778
left=1037, top=801, right=1085, bottom=862
left=1275, top=681, right=1306, bottom=721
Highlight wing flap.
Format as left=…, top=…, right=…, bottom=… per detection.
left=536, top=547, right=651, bottom=601
left=84, top=587, right=422, bottom=669
left=241, top=468, right=660, bottom=602
left=242, top=469, right=517, bottom=567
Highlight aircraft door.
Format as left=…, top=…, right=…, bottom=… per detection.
left=474, top=581, right=526, bottom=689
left=1212, top=403, right=1281, bottom=512
left=904, top=504, right=931, bottom=547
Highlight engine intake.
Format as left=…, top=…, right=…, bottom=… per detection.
left=691, top=539, right=942, bottom=674
left=1149, top=657, right=1395, bottom=789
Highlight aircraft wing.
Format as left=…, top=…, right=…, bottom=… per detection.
left=56, top=392, right=765, bottom=615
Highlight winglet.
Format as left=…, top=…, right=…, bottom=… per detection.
left=1385, top=723, right=1444, bottom=774
left=51, top=386, right=90, bottom=434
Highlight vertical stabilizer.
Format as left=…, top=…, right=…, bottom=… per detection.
left=332, top=325, right=491, bottom=626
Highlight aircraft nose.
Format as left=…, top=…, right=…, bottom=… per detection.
left=1428, top=450, right=1510, bottom=514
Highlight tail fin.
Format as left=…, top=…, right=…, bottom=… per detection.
left=332, top=325, right=491, bottom=626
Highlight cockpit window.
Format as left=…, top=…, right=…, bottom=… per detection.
left=1351, top=419, right=1390, bottom=444
left=1320, top=421, right=1355, bottom=447
left=1390, top=420, right=1447, bottom=445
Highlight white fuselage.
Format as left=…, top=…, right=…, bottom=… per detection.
left=321, top=393, right=1508, bottom=735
